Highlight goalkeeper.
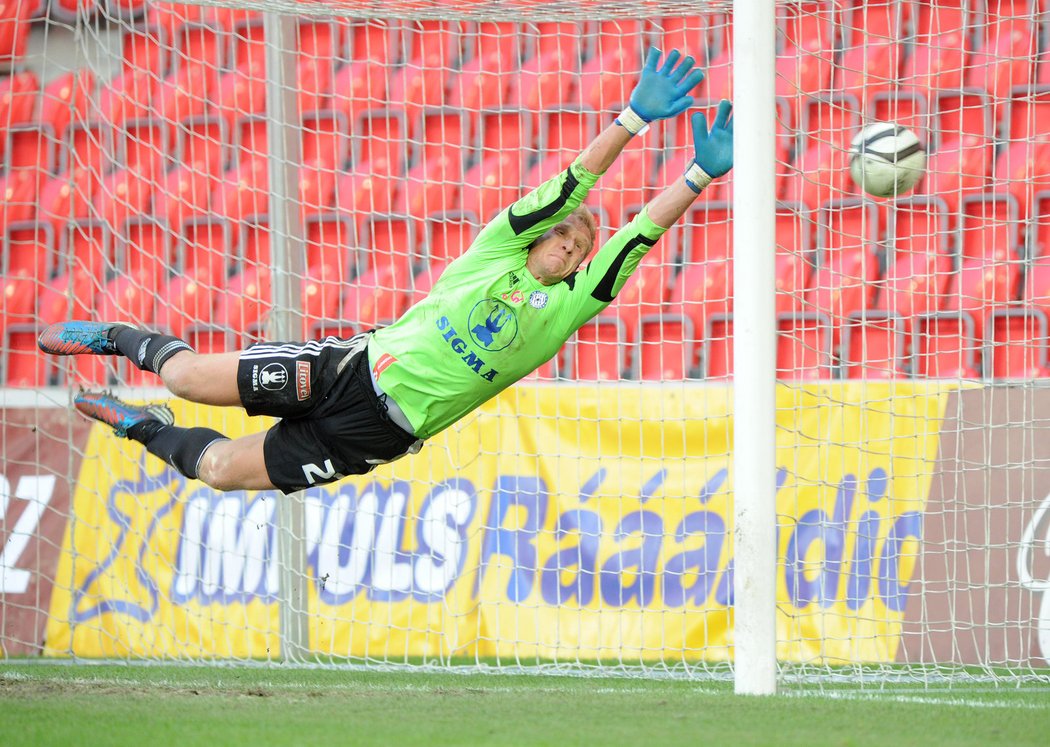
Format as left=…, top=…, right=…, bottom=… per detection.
left=38, top=47, right=734, bottom=494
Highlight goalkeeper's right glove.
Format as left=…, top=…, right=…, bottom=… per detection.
left=684, top=99, right=734, bottom=193
left=616, top=47, right=705, bottom=136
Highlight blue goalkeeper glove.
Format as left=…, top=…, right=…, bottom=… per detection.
left=617, top=47, right=705, bottom=135
left=685, top=99, right=734, bottom=192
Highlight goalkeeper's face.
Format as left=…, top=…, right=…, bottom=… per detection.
left=526, top=215, right=595, bottom=286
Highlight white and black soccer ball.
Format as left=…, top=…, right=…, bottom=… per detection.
left=848, top=122, right=927, bottom=198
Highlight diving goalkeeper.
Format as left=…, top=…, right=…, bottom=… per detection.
left=38, top=47, right=734, bottom=494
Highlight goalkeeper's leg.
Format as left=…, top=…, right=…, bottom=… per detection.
left=38, top=321, right=242, bottom=405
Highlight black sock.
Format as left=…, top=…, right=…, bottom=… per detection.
left=110, top=326, right=194, bottom=374
left=127, top=421, right=228, bottom=480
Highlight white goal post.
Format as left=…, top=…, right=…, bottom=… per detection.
left=2, top=0, right=1050, bottom=692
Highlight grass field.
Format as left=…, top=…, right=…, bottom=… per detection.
left=0, top=663, right=1047, bottom=747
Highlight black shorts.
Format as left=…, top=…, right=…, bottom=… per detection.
left=237, top=332, right=422, bottom=494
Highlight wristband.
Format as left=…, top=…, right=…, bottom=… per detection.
left=683, top=161, right=713, bottom=194
left=615, top=105, right=650, bottom=136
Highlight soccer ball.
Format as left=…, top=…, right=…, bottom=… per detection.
left=848, top=122, right=927, bottom=198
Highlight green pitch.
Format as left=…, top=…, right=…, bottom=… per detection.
left=1, top=663, right=1047, bottom=747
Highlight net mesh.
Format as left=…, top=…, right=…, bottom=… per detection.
left=1, top=0, right=1049, bottom=687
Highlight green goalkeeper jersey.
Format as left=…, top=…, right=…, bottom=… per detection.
left=367, top=155, right=668, bottom=439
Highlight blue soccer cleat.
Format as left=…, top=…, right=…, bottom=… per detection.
left=74, top=391, right=174, bottom=438
left=37, top=321, right=127, bottom=357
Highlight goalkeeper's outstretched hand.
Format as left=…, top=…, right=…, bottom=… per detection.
left=692, top=99, right=734, bottom=178
left=628, top=47, right=705, bottom=123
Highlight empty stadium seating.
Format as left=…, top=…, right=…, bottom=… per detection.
left=5, top=8, right=1050, bottom=386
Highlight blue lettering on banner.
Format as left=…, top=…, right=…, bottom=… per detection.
left=73, top=454, right=925, bottom=622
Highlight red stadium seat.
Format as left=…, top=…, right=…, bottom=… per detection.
left=122, top=24, right=169, bottom=78
left=659, top=16, right=707, bottom=57
left=958, top=192, right=1021, bottom=263
left=920, top=134, right=994, bottom=216
left=565, top=317, right=628, bottom=381
left=0, top=171, right=37, bottom=235
left=985, top=308, right=1049, bottom=379
left=7, top=124, right=57, bottom=175
left=776, top=312, right=834, bottom=380
left=66, top=218, right=114, bottom=278
left=799, top=94, right=862, bottom=152
left=177, top=115, right=227, bottom=178
left=703, top=13, right=733, bottom=100
left=96, top=69, right=155, bottom=127
left=333, top=169, right=399, bottom=224
left=361, top=214, right=417, bottom=281
left=388, top=20, right=463, bottom=130
left=64, top=120, right=110, bottom=177
left=180, top=216, right=230, bottom=280
left=213, top=63, right=268, bottom=136
left=301, top=267, right=344, bottom=335
left=0, top=0, right=32, bottom=65
left=940, top=261, right=1017, bottom=345
left=121, top=217, right=171, bottom=287
left=302, top=109, right=350, bottom=172
left=156, top=272, right=220, bottom=338
left=305, top=212, right=357, bottom=279
left=840, top=311, right=909, bottom=379
left=93, top=167, right=154, bottom=227
left=0, top=71, right=39, bottom=162
left=339, top=264, right=409, bottom=328
left=900, top=2, right=969, bottom=94
left=211, top=159, right=270, bottom=225
left=780, top=140, right=853, bottom=209
left=524, top=20, right=583, bottom=63
left=239, top=218, right=271, bottom=268
left=912, top=312, right=981, bottom=378
left=459, top=152, right=522, bottom=223
left=835, top=1, right=905, bottom=106
left=216, top=265, right=273, bottom=337
left=424, top=211, right=478, bottom=264
left=121, top=118, right=170, bottom=179
left=153, top=164, right=214, bottom=230
left=966, top=7, right=1037, bottom=118
left=577, top=34, right=642, bottom=112
left=589, top=141, right=655, bottom=228
left=447, top=23, right=518, bottom=119
left=603, top=259, right=670, bottom=344
left=671, top=259, right=732, bottom=348
left=636, top=313, right=696, bottom=380
left=934, top=89, right=994, bottom=148
left=3, top=325, right=52, bottom=387
left=1031, top=191, right=1050, bottom=258
left=396, top=145, right=464, bottom=224
left=507, top=47, right=580, bottom=111
left=804, top=199, right=881, bottom=345
left=703, top=313, right=734, bottom=379
left=868, top=91, right=931, bottom=143
left=40, top=70, right=94, bottom=139
left=38, top=167, right=94, bottom=238
left=156, top=64, right=215, bottom=126
left=349, top=18, right=399, bottom=65
left=476, top=108, right=533, bottom=163
left=686, top=201, right=733, bottom=263
left=993, top=138, right=1050, bottom=222
left=353, top=107, right=409, bottom=176
left=4, top=221, right=53, bottom=280
left=330, top=59, right=388, bottom=125
left=540, top=106, right=598, bottom=155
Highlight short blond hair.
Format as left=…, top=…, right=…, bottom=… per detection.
left=567, top=206, right=598, bottom=254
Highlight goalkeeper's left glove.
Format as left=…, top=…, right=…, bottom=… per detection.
left=617, top=47, right=704, bottom=135
left=684, top=99, right=734, bottom=193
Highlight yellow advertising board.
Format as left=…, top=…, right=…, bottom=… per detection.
left=45, top=382, right=950, bottom=664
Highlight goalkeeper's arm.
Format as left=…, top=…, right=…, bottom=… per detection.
left=564, top=100, right=735, bottom=329
left=469, top=47, right=706, bottom=256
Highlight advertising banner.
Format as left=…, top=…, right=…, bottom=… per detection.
left=0, top=408, right=90, bottom=655
left=44, top=383, right=950, bottom=664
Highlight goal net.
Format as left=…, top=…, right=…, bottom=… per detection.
left=1, top=0, right=1049, bottom=687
